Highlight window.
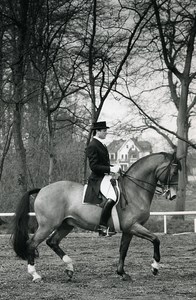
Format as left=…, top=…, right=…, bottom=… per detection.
left=120, top=164, right=128, bottom=171
left=110, top=153, right=115, bottom=160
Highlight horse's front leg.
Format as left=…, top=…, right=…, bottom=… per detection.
left=117, top=232, right=133, bottom=281
left=131, top=222, right=160, bottom=275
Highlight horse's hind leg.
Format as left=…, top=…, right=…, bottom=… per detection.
left=131, top=222, right=160, bottom=275
left=27, top=225, right=53, bottom=281
left=46, top=220, right=74, bottom=280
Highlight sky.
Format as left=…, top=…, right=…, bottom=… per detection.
left=99, top=97, right=196, bottom=152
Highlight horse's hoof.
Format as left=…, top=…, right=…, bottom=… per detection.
left=66, top=270, right=73, bottom=280
left=33, top=277, right=42, bottom=283
left=151, top=267, right=159, bottom=276
left=121, top=273, right=132, bottom=282
left=151, top=259, right=159, bottom=275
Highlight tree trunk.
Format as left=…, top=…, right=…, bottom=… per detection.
left=175, top=80, right=189, bottom=219
left=10, top=0, right=30, bottom=194
left=0, top=124, right=13, bottom=180
left=12, top=58, right=28, bottom=194
left=47, top=112, right=55, bottom=184
left=13, top=104, right=27, bottom=194
left=48, top=136, right=54, bottom=184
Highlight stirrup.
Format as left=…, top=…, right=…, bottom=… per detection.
left=97, top=225, right=107, bottom=236
left=98, top=225, right=116, bottom=237
left=105, top=227, right=116, bottom=237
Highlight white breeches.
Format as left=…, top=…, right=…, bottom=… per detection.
left=100, top=175, right=117, bottom=202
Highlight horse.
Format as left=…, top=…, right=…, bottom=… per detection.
left=11, top=152, right=180, bottom=282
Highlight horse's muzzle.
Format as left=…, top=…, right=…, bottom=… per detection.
left=165, top=187, right=177, bottom=201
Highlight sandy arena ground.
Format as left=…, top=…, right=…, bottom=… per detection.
left=0, top=232, right=196, bottom=300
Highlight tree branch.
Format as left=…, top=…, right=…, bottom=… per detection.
left=114, top=88, right=196, bottom=149
left=152, top=0, right=182, bottom=79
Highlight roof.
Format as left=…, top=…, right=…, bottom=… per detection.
left=108, top=138, right=152, bottom=153
left=107, top=139, right=125, bottom=152
left=133, top=139, right=152, bottom=152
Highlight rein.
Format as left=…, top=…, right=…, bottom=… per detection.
left=118, top=172, right=159, bottom=209
left=119, top=154, right=179, bottom=206
left=120, top=171, right=162, bottom=195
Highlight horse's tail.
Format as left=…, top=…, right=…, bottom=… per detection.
left=11, top=188, right=41, bottom=260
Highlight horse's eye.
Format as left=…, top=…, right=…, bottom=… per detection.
left=172, top=168, right=179, bottom=177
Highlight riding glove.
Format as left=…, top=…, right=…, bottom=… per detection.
left=110, top=164, right=121, bottom=173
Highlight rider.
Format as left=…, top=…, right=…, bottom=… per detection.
left=86, top=121, right=120, bottom=237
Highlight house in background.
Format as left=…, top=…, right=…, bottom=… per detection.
left=107, top=138, right=152, bottom=171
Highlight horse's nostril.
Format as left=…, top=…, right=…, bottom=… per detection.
left=170, top=195, right=176, bottom=201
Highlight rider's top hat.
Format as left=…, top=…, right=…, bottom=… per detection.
left=92, top=121, right=109, bottom=130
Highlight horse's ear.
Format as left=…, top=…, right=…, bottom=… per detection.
left=173, top=151, right=183, bottom=170
left=172, top=151, right=179, bottom=163
left=176, top=153, right=185, bottom=160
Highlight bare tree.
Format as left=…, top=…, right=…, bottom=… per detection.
left=152, top=0, right=196, bottom=215
left=33, top=0, right=89, bottom=183
left=78, top=0, right=155, bottom=180
left=112, top=0, right=196, bottom=215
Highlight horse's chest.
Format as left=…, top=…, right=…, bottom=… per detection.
left=129, top=205, right=150, bottom=224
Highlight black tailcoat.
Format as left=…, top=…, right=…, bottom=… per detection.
left=86, top=138, right=110, bottom=202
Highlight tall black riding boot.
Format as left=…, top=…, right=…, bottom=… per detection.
left=98, top=199, right=116, bottom=237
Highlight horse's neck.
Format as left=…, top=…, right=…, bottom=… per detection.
left=127, top=159, right=157, bottom=181
left=124, top=157, right=160, bottom=205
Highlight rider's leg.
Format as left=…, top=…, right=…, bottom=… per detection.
left=98, top=198, right=116, bottom=236
left=99, top=175, right=117, bottom=236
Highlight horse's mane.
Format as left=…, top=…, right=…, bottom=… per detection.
left=124, top=152, right=174, bottom=175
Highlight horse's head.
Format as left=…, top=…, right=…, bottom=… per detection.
left=155, top=152, right=181, bottom=201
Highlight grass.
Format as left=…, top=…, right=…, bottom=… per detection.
left=146, top=217, right=195, bottom=234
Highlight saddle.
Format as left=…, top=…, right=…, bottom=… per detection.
left=83, top=177, right=120, bottom=206
left=83, top=177, right=122, bottom=233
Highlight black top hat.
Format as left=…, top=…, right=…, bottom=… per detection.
left=92, top=121, right=109, bottom=130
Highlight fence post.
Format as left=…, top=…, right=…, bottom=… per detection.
left=163, top=215, right=167, bottom=234
left=194, top=218, right=196, bottom=233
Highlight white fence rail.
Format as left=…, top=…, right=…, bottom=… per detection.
left=150, top=211, right=196, bottom=234
left=1, top=211, right=196, bottom=234
left=0, top=213, right=35, bottom=217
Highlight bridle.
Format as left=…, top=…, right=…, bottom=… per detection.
left=154, top=157, right=179, bottom=196
left=120, top=154, right=180, bottom=197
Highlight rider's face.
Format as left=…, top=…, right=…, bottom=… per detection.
left=97, top=129, right=107, bottom=139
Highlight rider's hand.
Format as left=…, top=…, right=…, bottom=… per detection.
left=110, top=164, right=121, bottom=174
